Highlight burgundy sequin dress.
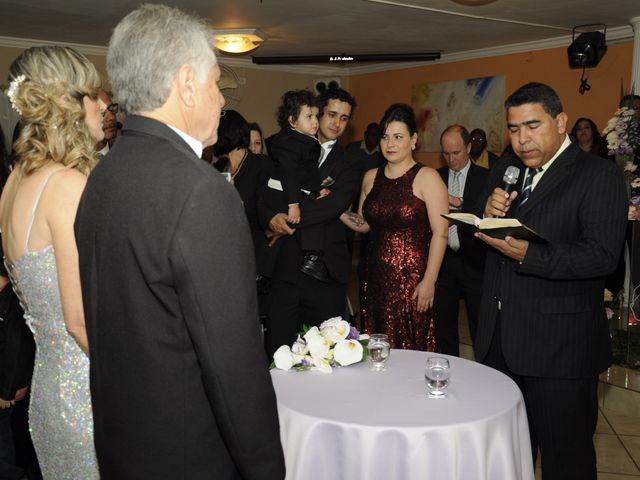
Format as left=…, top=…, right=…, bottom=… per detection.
left=360, top=163, right=436, bottom=351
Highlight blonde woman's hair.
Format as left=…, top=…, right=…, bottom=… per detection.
left=8, top=46, right=101, bottom=175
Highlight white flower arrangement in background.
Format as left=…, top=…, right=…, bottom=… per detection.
left=602, top=107, right=639, bottom=156
left=272, top=317, right=370, bottom=374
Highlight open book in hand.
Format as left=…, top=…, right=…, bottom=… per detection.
left=442, top=213, right=547, bottom=243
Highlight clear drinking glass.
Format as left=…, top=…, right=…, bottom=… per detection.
left=367, top=334, right=390, bottom=371
left=425, top=357, right=450, bottom=398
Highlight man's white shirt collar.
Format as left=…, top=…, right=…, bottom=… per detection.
left=529, top=134, right=570, bottom=191
left=167, top=125, right=203, bottom=158
left=318, top=139, right=337, bottom=167
left=449, top=158, right=471, bottom=178
left=97, top=143, right=109, bottom=157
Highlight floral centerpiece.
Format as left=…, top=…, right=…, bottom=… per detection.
left=272, top=317, right=370, bottom=373
left=602, top=107, right=639, bottom=157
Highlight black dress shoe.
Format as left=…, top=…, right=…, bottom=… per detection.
left=300, top=252, right=331, bottom=282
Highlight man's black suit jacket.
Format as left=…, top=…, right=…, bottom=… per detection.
left=259, top=142, right=360, bottom=284
left=75, top=115, right=285, bottom=479
left=474, top=141, right=628, bottom=379
left=437, top=161, right=489, bottom=270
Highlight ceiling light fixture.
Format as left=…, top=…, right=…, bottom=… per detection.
left=211, top=28, right=266, bottom=54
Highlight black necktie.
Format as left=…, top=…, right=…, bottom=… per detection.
left=519, top=167, right=541, bottom=206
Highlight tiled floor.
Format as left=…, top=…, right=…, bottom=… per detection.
left=460, top=304, right=640, bottom=479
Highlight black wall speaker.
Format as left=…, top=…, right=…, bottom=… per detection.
left=568, top=28, right=607, bottom=68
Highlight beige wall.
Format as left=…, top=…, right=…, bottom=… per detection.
left=2, top=41, right=633, bottom=159
left=218, top=65, right=348, bottom=138
left=349, top=42, right=634, bottom=168
left=0, top=45, right=348, bottom=139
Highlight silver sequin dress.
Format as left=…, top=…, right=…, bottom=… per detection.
left=4, top=170, right=99, bottom=479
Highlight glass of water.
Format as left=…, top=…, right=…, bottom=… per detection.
left=425, top=357, right=450, bottom=398
left=367, top=334, right=390, bottom=371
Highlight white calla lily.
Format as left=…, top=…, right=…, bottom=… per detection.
left=333, top=339, right=364, bottom=366
left=273, top=345, right=295, bottom=371
left=307, top=335, right=330, bottom=360
left=303, top=326, right=322, bottom=342
left=311, top=355, right=333, bottom=373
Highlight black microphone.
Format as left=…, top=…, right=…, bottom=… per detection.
left=501, top=166, right=520, bottom=194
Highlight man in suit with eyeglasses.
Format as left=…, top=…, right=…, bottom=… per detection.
left=95, top=90, right=119, bottom=157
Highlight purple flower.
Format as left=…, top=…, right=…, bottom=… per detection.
left=347, top=326, right=360, bottom=340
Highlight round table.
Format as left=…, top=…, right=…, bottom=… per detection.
left=271, top=349, right=534, bottom=480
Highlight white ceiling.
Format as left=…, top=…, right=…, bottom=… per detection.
left=0, top=0, right=638, bottom=74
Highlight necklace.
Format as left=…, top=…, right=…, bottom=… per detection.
left=228, top=149, right=248, bottom=180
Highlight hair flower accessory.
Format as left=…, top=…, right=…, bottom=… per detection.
left=7, top=74, right=26, bottom=115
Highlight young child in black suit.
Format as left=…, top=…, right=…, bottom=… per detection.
left=266, top=89, right=330, bottom=281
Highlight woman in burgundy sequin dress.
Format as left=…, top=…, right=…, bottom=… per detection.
left=341, top=104, right=449, bottom=350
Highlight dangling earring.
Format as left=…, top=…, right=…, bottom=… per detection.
left=411, top=144, right=416, bottom=151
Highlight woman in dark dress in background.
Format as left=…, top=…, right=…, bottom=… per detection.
left=570, top=117, right=608, bottom=159
left=341, top=104, right=449, bottom=350
left=212, top=110, right=274, bottom=291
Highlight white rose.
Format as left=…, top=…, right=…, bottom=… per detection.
left=273, top=345, right=295, bottom=371
left=291, top=335, right=308, bottom=354
left=311, top=356, right=333, bottom=373
left=307, top=335, right=330, bottom=360
left=333, top=339, right=364, bottom=366
left=319, top=317, right=351, bottom=344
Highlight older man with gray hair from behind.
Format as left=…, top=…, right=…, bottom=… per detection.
left=74, top=4, right=286, bottom=479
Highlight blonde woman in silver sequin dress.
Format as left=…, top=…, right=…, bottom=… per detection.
left=0, top=46, right=102, bottom=479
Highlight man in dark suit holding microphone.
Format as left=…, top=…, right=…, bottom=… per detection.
left=475, top=82, right=627, bottom=479
left=75, top=5, right=285, bottom=479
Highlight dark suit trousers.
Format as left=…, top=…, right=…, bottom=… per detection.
left=484, top=314, right=598, bottom=480
left=0, top=406, right=22, bottom=480
left=267, top=273, right=347, bottom=356
left=434, top=249, right=483, bottom=356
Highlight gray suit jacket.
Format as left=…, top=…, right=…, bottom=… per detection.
left=75, top=115, right=285, bottom=479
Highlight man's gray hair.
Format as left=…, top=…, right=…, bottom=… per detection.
left=107, top=4, right=217, bottom=114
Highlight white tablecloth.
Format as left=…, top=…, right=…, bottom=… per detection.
left=271, top=349, right=534, bottom=480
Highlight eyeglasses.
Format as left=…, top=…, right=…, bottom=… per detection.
left=101, top=103, right=119, bottom=116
